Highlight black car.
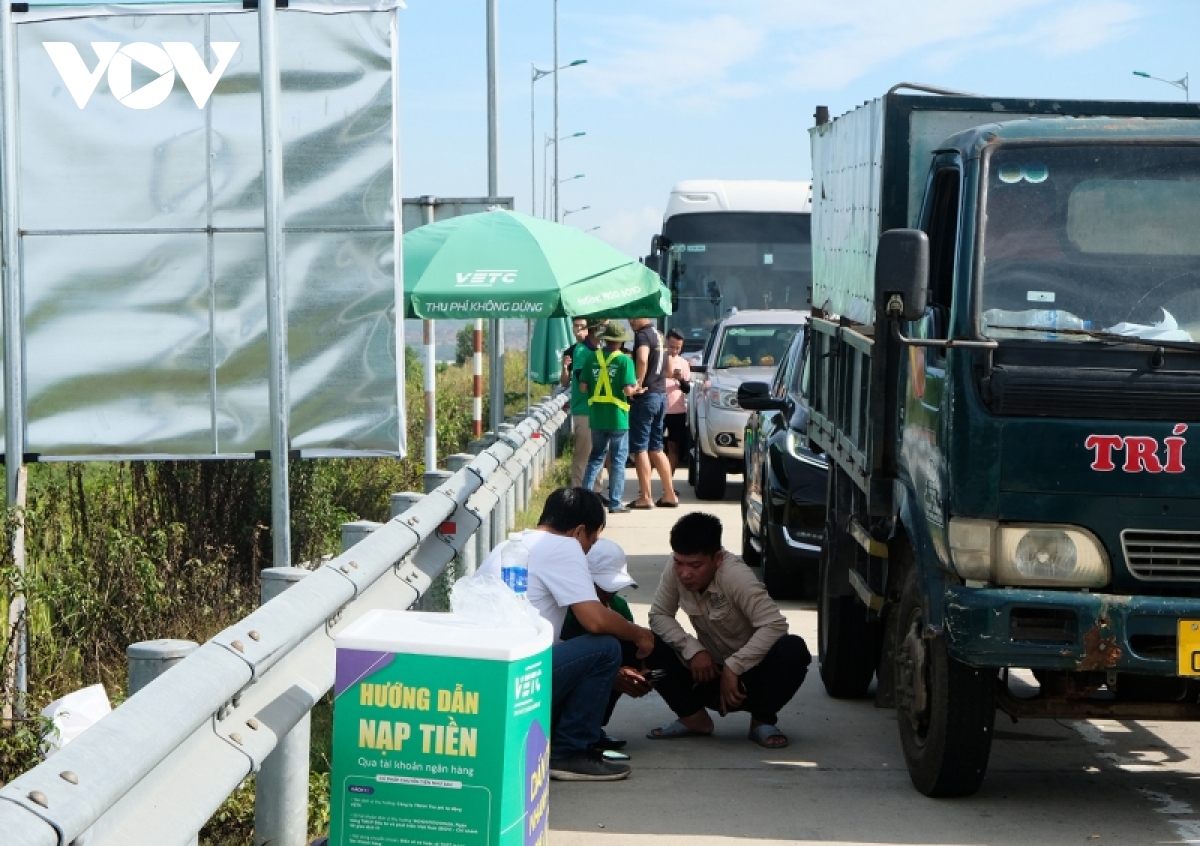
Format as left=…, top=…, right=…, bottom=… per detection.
left=738, top=328, right=828, bottom=598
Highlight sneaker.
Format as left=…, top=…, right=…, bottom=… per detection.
left=550, top=750, right=631, bottom=781
left=594, top=733, right=627, bottom=750
left=608, top=504, right=630, bottom=514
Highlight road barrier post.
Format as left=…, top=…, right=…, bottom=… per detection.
left=255, top=568, right=313, bottom=846
left=446, top=455, right=477, bottom=576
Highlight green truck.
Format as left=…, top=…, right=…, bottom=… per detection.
left=808, top=85, right=1200, bottom=798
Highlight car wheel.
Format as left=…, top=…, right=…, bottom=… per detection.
left=761, top=523, right=803, bottom=599
left=694, top=449, right=726, bottom=500
left=741, top=522, right=762, bottom=569
left=687, top=442, right=697, bottom=488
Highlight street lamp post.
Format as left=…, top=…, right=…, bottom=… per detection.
left=1133, top=70, right=1189, bottom=101
left=562, top=205, right=590, bottom=220
left=543, top=132, right=585, bottom=220
left=530, top=59, right=585, bottom=217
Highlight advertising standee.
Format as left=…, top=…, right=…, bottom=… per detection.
left=331, top=611, right=552, bottom=846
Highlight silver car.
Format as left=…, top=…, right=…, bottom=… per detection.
left=688, top=309, right=808, bottom=500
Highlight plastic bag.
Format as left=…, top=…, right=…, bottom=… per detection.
left=450, top=573, right=541, bottom=627
left=41, top=683, right=111, bottom=756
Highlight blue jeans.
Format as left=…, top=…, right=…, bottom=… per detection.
left=551, top=634, right=621, bottom=758
left=582, top=428, right=628, bottom=509
left=629, top=391, right=666, bottom=454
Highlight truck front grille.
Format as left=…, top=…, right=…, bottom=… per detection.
left=1122, top=530, right=1200, bottom=582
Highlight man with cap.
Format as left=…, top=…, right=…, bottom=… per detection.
left=560, top=538, right=652, bottom=750
left=577, top=323, right=639, bottom=513
left=561, top=317, right=603, bottom=488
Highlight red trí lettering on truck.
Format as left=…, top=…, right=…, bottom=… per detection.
left=1085, top=425, right=1188, bottom=473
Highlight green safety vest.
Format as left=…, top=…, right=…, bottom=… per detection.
left=588, top=349, right=630, bottom=412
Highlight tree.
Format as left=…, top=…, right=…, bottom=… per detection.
left=454, top=323, right=487, bottom=366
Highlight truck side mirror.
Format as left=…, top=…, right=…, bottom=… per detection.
left=875, top=229, right=929, bottom=321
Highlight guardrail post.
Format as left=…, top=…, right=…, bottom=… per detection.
left=255, top=567, right=313, bottom=846
left=391, top=491, right=424, bottom=520
left=341, top=520, right=382, bottom=552
left=446, top=455, right=477, bottom=577
left=127, top=639, right=200, bottom=846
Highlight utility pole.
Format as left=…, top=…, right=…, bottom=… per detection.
left=486, top=0, right=504, bottom=431
left=553, top=0, right=559, bottom=222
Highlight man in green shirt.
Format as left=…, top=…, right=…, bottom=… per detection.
left=578, top=323, right=638, bottom=513
left=561, top=318, right=602, bottom=487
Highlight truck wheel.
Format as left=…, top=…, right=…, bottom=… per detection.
left=694, top=449, right=727, bottom=500
left=894, top=569, right=996, bottom=798
left=818, top=528, right=879, bottom=698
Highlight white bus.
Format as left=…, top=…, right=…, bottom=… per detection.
left=650, top=179, right=813, bottom=355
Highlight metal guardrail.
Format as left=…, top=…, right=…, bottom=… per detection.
left=0, top=392, right=570, bottom=846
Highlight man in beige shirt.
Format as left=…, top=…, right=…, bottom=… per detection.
left=644, top=512, right=811, bottom=748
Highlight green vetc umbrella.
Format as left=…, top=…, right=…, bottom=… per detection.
left=403, top=210, right=669, bottom=319
left=528, top=317, right=575, bottom=385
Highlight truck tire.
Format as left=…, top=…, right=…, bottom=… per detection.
left=818, top=527, right=879, bottom=698
left=894, top=569, right=996, bottom=798
left=694, top=449, right=726, bottom=500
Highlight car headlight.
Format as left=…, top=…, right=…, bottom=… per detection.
left=948, top=518, right=1109, bottom=587
left=709, top=388, right=740, bottom=410
left=785, top=429, right=827, bottom=468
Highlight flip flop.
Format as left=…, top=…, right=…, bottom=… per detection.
left=626, top=501, right=654, bottom=510
left=655, top=498, right=680, bottom=508
left=646, top=720, right=713, bottom=740
left=747, top=724, right=789, bottom=749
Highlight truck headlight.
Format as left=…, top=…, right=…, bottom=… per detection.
left=948, top=519, right=1109, bottom=587
left=710, top=389, right=740, bottom=410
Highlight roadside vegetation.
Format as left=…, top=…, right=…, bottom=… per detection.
left=0, top=346, right=554, bottom=839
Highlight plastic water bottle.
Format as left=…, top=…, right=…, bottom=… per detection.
left=500, top=533, right=529, bottom=598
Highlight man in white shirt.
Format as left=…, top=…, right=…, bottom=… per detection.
left=479, top=487, right=654, bottom=781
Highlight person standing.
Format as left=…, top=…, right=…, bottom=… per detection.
left=627, top=317, right=679, bottom=509
left=562, top=317, right=600, bottom=488
left=578, top=323, right=639, bottom=513
left=477, top=488, right=654, bottom=780
left=663, top=328, right=692, bottom=475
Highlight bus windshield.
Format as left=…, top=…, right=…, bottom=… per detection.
left=662, top=212, right=811, bottom=350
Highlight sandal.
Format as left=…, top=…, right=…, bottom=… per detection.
left=747, top=724, right=788, bottom=748
left=646, top=720, right=713, bottom=740
left=626, top=500, right=654, bottom=510
left=655, top=498, right=680, bottom=508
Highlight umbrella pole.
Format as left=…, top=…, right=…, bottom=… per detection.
left=473, top=320, right=484, bottom=438
left=424, top=318, right=436, bottom=470
left=525, top=318, right=531, bottom=414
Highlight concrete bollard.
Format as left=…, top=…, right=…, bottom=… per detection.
left=446, top=455, right=477, bottom=577
left=341, top=520, right=382, bottom=553
left=127, top=639, right=200, bottom=846
left=391, top=491, right=424, bottom=520
left=423, top=469, right=452, bottom=495
left=255, top=568, right=313, bottom=846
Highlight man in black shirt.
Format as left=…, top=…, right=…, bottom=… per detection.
left=626, top=318, right=680, bottom=508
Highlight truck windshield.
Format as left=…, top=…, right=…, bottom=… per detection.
left=980, top=145, right=1200, bottom=344
left=714, top=324, right=798, bottom=369
left=663, top=212, right=811, bottom=350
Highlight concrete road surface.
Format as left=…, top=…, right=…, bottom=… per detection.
left=549, top=469, right=1200, bottom=846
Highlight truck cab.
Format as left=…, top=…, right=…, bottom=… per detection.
left=808, top=89, right=1200, bottom=798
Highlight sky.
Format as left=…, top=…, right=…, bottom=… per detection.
left=398, top=0, right=1199, bottom=260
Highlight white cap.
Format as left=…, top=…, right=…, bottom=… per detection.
left=586, top=539, right=637, bottom=592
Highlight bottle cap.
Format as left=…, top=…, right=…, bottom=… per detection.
left=508, top=532, right=525, bottom=542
